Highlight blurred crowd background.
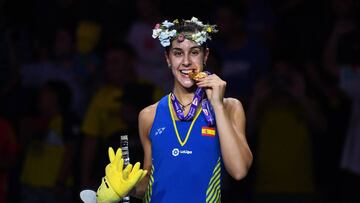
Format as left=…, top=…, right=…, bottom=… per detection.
left=0, top=0, right=360, bottom=202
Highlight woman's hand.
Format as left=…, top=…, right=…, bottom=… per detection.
left=196, top=74, right=226, bottom=108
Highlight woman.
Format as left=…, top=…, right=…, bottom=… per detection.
left=95, top=17, right=253, bottom=203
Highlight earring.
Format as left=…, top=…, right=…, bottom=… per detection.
left=168, top=64, right=171, bottom=68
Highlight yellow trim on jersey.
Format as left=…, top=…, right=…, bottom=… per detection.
left=168, top=94, right=202, bottom=147
left=144, top=165, right=154, bottom=203
left=206, top=158, right=222, bottom=203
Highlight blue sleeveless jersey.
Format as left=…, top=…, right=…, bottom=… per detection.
left=144, top=94, right=223, bottom=203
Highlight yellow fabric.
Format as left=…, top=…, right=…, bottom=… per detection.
left=76, top=21, right=101, bottom=54
left=21, top=116, right=65, bottom=187
left=81, top=85, right=127, bottom=138
left=96, top=148, right=147, bottom=201
left=255, top=103, right=314, bottom=194
left=96, top=177, right=121, bottom=203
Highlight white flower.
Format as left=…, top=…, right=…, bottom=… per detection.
left=152, top=28, right=162, bottom=38
left=158, top=29, right=177, bottom=47
left=160, top=39, right=171, bottom=47
left=191, top=31, right=207, bottom=45
left=153, top=17, right=217, bottom=47
left=162, top=20, right=174, bottom=28
left=191, top=32, right=200, bottom=39
left=158, top=31, right=168, bottom=41
left=195, top=36, right=207, bottom=45
left=169, top=29, right=177, bottom=37
left=158, top=29, right=175, bottom=40
left=190, top=17, right=204, bottom=26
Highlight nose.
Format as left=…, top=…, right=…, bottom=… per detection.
left=182, top=53, right=191, bottom=67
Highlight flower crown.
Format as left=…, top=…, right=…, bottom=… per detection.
left=152, top=17, right=218, bottom=47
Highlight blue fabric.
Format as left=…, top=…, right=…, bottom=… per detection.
left=147, top=94, right=223, bottom=203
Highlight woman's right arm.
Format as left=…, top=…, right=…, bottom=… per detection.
left=130, top=103, right=157, bottom=199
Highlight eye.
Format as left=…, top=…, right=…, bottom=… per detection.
left=191, top=49, right=200, bottom=55
left=173, top=51, right=183, bottom=57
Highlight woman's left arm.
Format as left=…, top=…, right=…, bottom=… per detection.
left=197, top=74, right=253, bottom=180
left=214, top=98, right=253, bottom=180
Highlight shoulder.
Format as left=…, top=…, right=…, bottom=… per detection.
left=138, top=102, right=159, bottom=137
left=224, top=97, right=244, bottom=112
left=223, top=98, right=246, bottom=131
left=223, top=97, right=246, bottom=120
left=139, top=102, right=158, bottom=121
left=139, top=94, right=170, bottom=122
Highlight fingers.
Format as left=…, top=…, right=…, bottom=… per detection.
left=115, top=148, right=123, bottom=159
left=131, top=162, right=141, bottom=174
left=114, top=148, right=124, bottom=172
left=128, top=162, right=142, bottom=178
left=108, top=147, right=116, bottom=163
left=106, top=148, right=124, bottom=177
left=128, top=168, right=147, bottom=185
left=197, top=80, right=221, bottom=89
left=113, top=148, right=122, bottom=165
left=140, top=170, right=148, bottom=180
left=197, top=75, right=226, bottom=88
left=123, top=162, right=146, bottom=181
left=123, top=164, right=133, bottom=179
left=196, top=74, right=217, bottom=83
left=128, top=162, right=140, bottom=180
left=128, top=162, right=148, bottom=185
left=107, top=148, right=147, bottom=187
left=116, top=158, right=124, bottom=172
left=133, top=170, right=148, bottom=186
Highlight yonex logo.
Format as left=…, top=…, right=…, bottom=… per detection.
left=155, top=127, right=166, bottom=136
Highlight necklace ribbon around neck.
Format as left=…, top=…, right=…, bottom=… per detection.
left=170, top=87, right=215, bottom=126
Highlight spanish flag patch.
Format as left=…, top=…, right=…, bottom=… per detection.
left=201, top=127, right=216, bottom=137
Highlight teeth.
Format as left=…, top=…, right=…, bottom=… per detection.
left=180, top=70, right=193, bottom=74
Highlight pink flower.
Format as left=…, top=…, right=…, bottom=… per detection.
left=154, top=23, right=160, bottom=29
left=177, top=33, right=185, bottom=42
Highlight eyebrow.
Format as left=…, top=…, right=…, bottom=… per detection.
left=171, top=46, right=202, bottom=51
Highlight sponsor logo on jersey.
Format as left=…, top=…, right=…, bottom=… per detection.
left=172, top=148, right=180, bottom=156
left=155, top=127, right=166, bottom=136
left=172, top=148, right=193, bottom=157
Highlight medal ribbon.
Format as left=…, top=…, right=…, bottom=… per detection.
left=170, top=86, right=215, bottom=126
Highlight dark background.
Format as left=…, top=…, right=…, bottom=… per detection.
left=0, top=0, right=360, bottom=202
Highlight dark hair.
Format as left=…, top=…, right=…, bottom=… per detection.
left=165, top=20, right=208, bottom=53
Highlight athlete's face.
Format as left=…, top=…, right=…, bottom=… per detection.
left=166, top=38, right=209, bottom=88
